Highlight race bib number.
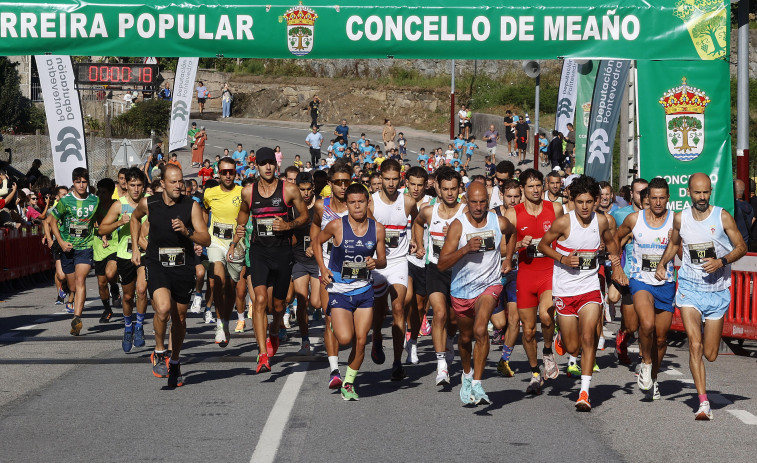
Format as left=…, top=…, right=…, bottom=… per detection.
left=303, top=235, right=311, bottom=252
left=688, top=242, right=716, bottom=265
left=126, top=237, right=133, bottom=254
left=212, top=222, right=234, bottom=240
left=159, top=247, right=185, bottom=267
left=432, top=238, right=444, bottom=259
left=577, top=251, right=598, bottom=270
left=641, top=254, right=662, bottom=272
left=256, top=218, right=275, bottom=237
left=526, top=238, right=544, bottom=258
left=385, top=229, right=401, bottom=248
left=466, top=230, right=495, bottom=253
left=341, top=261, right=370, bottom=280
left=69, top=223, right=89, bottom=239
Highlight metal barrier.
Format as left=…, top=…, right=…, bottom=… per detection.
left=670, top=253, right=757, bottom=341
left=0, top=225, right=52, bottom=283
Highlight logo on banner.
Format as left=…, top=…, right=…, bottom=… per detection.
left=581, top=102, right=592, bottom=128
left=556, top=98, right=573, bottom=119
left=659, top=77, right=710, bottom=161
left=587, top=129, right=610, bottom=164
left=673, top=0, right=728, bottom=60
left=173, top=101, right=188, bottom=121
left=281, top=2, right=318, bottom=57
left=55, top=126, right=84, bottom=162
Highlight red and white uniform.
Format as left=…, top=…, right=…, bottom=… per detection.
left=514, top=201, right=556, bottom=309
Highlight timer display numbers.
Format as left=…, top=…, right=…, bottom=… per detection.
left=74, top=63, right=158, bottom=87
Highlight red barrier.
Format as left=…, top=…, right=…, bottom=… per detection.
left=0, top=225, right=53, bottom=282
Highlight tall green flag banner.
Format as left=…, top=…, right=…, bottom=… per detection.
left=0, top=1, right=730, bottom=60
left=637, top=59, right=733, bottom=214
left=573, top=60, right=599, bottom=175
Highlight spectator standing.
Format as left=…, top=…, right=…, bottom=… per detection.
left=221, top=83, right=233, bottom=118
left=307, top=95, right=321, bottom=128
left=158, top=83, right=172, bottom=101
left=191, top=127, right=207, bottom=167
left=483, top=124, right=500, bottom=163
left=305, top=126, right=323, bottom=167
left=565, top=123, right=576, bottom=167
left=458, top=104, right=470, bottom=139
left=547, top=130, right=564, bottom=170
left=382, top=119, right=396, bottom=151
left=734, top=179, right=755, bottom=248
left=188, top=122, right=198, bottom=145
left=515, top=117, right=530, bottom=166
left=198, top=160, right=214, bottom=186
left=232, top=144, right=247, bottom=167
left=196, top=81, right=208, bottom=116
left=503, top=109, right=516, bottom=156
left=25, top=159, right=43, bottom=184
left=334, top=119, right=350, bottom=145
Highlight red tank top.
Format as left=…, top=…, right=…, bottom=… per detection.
left=515, top=201, right=556, bottom=272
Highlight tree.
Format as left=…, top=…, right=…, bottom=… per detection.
left=111, top=98, right=171, bottom=138
left=692, top=15, right=726, bottom=56
left=668, top=115, right=702, bottom=152
left=0, top=57, right=29, bottom=131
left=289, top=26, right=312, bottom=51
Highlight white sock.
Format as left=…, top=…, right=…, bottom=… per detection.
left=471, top=379, right=481, bottom=387
left=580, top=375, right=592, bottom=393
left=568, top=355, right=578, bottom=365
left=463, top=369, right=474, bottom=379
left=237, top=311, right=245, bottom=321
left=328, top=356, right=339, bottom=372
left=216, top=319, right=223, bottom=328
left=437, top=358, right=447, bottom=371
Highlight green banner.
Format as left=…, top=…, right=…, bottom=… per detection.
left=573, top=60, right=599, bottom=174
left=0, top=1, right=730, bottom=60
left=637, top=59, right=733, bottom=214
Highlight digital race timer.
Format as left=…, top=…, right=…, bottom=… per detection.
left=74, top=63, right=159, bottom=87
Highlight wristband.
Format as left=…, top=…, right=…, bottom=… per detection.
left=720, top=256, right=728, bottom=266
left=559, top=255, right=563, bottom=264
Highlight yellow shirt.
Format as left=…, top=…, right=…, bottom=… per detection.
left=203, top=185, right=243, bottom=246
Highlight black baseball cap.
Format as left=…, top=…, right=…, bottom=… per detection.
left=296, top=172, right=313, bottom=185
left=256, top=147, right=276, bottom=165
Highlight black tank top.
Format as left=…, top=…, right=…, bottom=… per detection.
left=250, top=179, right=292, bottom=248
left=145, top=194, right=195, bottom=268
left=292, top=206, right=315, bottom=260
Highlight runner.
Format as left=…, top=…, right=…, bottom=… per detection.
left=234, top=147, right=309, bottom=373
left=614, top=177, right=675, bottom=399
left=92, top=178, right=119, bottom=324
left=503, top=168, right=563, bottom=393
left=412, top=166, right=465, bottom=385
left=130, top=164, right=211, bottom=387
left=310, top=162, right=352, bottom=387
left=438, top=182, right=515, bottom=405
left=46, top=167, right=98, bottom=336
left=314, top=183, right=387, bottom=400
left=537, top=175, right=625, bottom=411
left=655, top=173, right=746, bottom=420
left=99, top=167, right=148, bottom=352
left=369, top=159, right=418, bottom=380
left=204, top=157, right=245, bottom=347
left=291, top=171, right=319, bottom=355
left=544, top=171, right=564, bottom=204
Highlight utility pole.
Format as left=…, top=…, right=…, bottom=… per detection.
left=736, top=0, right=750, bottom=199
left=450, top=60, right=456, bottom=140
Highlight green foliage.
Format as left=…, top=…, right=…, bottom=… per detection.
left=0, top=57, right=30, bottom=132
left=111, top=98, right=171, bottom=138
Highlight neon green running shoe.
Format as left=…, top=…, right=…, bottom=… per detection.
left=566, top=362, right=582, bottom=377
left=341, top=383, right=359, bottom=401
left=593, top=362, right=600, bottom=372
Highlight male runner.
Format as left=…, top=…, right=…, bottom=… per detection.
left=538, top=175, right=624, bottom=411
left=404, top=166, right=430, bottom=365
left=503, top=168, right=563, bottom=393
left=92, top=178, right=119, bottom=324
left=370, top=159, right=418, bottom=380
left=614, top=177, right=676, bottom=399
left=46, top=168, right=98, bottom=336
left=234, top=147, right=308, bottom=373
left=655, top=173, right=746, bottom=420
left=204, top=157, right=244, bottom=346
left=413, top=166, right=465, bottom=385
left=438, top=182, right=514, bottom=405
left=130, top=164, right=210, bottom=387
left=100, top=167, right=148, bottom=352
left=544, top=171, right=564, bottom=204
left=314, top=183, right=387, bottom=400
left=291, top=172, right=319, bottom=355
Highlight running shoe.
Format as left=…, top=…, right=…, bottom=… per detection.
left=490, top=329, right=505, bottom=346
left=99, top=308, right=113, bottom=323
left=635, top=360, right=643, bottom=376
left=329, top=369, right=343, bottom=389
left=256, top=353, right=271, bottom=373
left=278, top=327, right=288, bottom=343
left=604, top=300, right=612, bottom=323
left=247, top=302, right=253, bottom=320
left=637, top=363, right=653, bottom=391
left=313, top=308, right=322, bottom=321
left=435, top=367, right=450, bottom=386
left=404, top=330, right=411, bottom=347
left=445, top=337, right=455, bottom=365
left=543, top=354, right=559, bottom=380
left=695, top=401, right=713, bottom=421
left=215, top=324, right=228, bottom=348
left=267, top=335, right=280, bottom=357
left=55, top=288, right=66, bottom=304
left=566, top=362, right=582, bottom=377
left=164, top=350, right=172, bottom=368
left=167, top=362, right=184, bottom=388
left=297, top=342, right=311, bottom=356
left=471, top=382, right=491, bottom=405
left=487, top=321, right=494, bottom=333
left=111, top=294, right=121, bottom=309
left=420, top=316, right=431, bottom=336
left=64, top=302, right=74, bottom=314
left=234, top=319, right=245, bottom=333
left=616, top=330, right=631, bottom=365
left=204, top=310, right=216, bottom=324
left=526, top=374, right=544, bottom=395
left=652, top=381, right=660, bottom=400
left=459, top=375, right=474, bottom=405
left=497, top=359, right=514, bottom=377
left=283, top=312, right=291, bottom=329
left=341, top=383, right=359, bottom=401
left=371, top=340, right=386, bottom=365
left=391, top=362, right=406, bottom=381
left=151, top=351, right=168, bottom=378
left=554, top=331, right=566, bottom=356
left=122, top=328, right=134, bottom=352
left=189, top=294, right=203, bottom=314
left=597, top=336, right=606, bottom=351
left=405, top=339, right=419, bottom=365
left=593, top=362, right=600, bottom=373
left=70, top=316, right=82, bottom=336
left=133, top=325, right=145, bottom=348
left=575, top=391, right=591, bottom=412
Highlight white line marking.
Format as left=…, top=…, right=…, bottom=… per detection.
left=708, top=393, right=732, bottom=406
left=728, top=410, right=757, bottom=425
left=13, top=325, right=38, bottom=331
left=250, top=364, right=307, bottom=463
left=53, top=311, right=69, bottom=315
left=662, top=368, right=683, bottom=376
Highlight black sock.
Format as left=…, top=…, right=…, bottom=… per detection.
left=102, top=299, right=111, bottom=311
left=531, top=366, right=541, bottom=375
left=543, top=347, right=553, bottom=355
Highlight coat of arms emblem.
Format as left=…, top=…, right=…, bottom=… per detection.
left=282, top=2, right=318, bottom=57
left=659, top=77, right=710, bottom=162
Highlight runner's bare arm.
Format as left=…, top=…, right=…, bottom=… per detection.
left=98, top=200, right=126, bottom=236
left=612, top=212, right=639, bottom=264
left=278, top=182, right=308, bottom=231
left=701, top=209, right=748, bottom=274
left=313, top=219, right=338, bottom=285
left=538, top=215, right=576, bottom=266
left=188, top=202, right=211, bottom=247
left=552, top=200, right=564, bottom=219
left=411, top=205, right=430, bottom=259
left=233, top=185, right=252, bottom=245
left=138, top=220, right=149, bottom=251
left=373, top=223, right=387, bottom=270
left=437, top=219, right=478, bottom=271
left=499, top=215, right=516, bottom=273
left=599, top=214, right=627, bottom=285
left=656, top=212, right=682, bottom=281
left=129, top=197, right=149, bottom=265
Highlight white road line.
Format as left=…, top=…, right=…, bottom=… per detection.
left=727, top=410, right=757, bottom=425
left=250, top=364, right=307, bottom=463
left=12, top=325, right=39, bottom=331
left=662, top=368, right=683, bottom=376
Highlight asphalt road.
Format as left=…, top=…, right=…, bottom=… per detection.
left=1, top=118, right=757, bottom=462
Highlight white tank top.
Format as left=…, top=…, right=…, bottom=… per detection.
left=428, top=202, right=466, bottom=265
left=372, top=191, right=408, bottom=261
left=678, top=206, right=732, bottom=292
left=552, top=211, right=601, bottom=297
left=320, top=198, right=348, bottom=267
left=407, top=195, right=432, bottom=267
left=629, top=210, right=675, bottom=285
left=450, top=212, right=502, bottom=299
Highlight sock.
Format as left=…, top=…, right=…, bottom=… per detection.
left=154, top=349, right=165, bottom=354
left=302, top=336, right=310, bottom=344
left=102, top=299, right=111, bottom=311
left=501, top=345, right=513, bottom=362
left=238, top=311, right=245, bottom=321
left=345, top=367, right=358, bottom=385
left=328, top=356, right=339, bottom=372
left=580, top=375, right=592, bottom=393
left=531, top=366, right=541, bottom=375
left=135, top=313, right=145, bottom=328
left=124, top=315, right=133, bottom=330
left=195, top=291, right=202, bottom=298
left=463, top=369, right=474, bottom=379
left=568, top=355, right=578, bottom=365
left=698, top=393, right=709, bottom=404
left=436, top=352, right=447, bottom=370
left=471, top=379, right=481, bottom=387
left=543, top=346, right=553, bottom=355
left=169, top=358, right=179, bottom=365
left=217, top=319, right=223, bottom=328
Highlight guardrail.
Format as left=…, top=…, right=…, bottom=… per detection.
left=0, top=225, right=53, bottom=282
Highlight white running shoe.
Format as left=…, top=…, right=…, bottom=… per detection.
left=405, top=340, right=419, bottom=364
left=603, top=301, right=612, bottom=322
left=283, top=312, right=291, bottom=329
left=297, top=342, right=311, bottom=356
left=652, top=381, right=660, bottom=400
left=597, top=336, right=606, bottom=351
left=543, top=353, right=559, bottom=380
left=214, top=324, right=228, bottom=345
left=435, top=368, right=450, bottom=385
left=695, top=401, right=713, bottom=421
left=189, top=294, right=203, bottom=314
left=445, top=337, right=455, bottom=364
left=637, top=363, right=653, bottom=391
left=204, top=310, right=216, bottom=324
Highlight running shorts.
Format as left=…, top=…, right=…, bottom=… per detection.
left=493, top=271, right=518, bottom=315
left=292, top=260, right=319, bottom=281
left=516, top=268, right=551, bottom=309
left=554, top=290, right=603, bottom=318
left=425, top=263, right=451, bottom=296
left=144, top=262, right=195, bottom=305
left=207, top=243, right=245, bottom=282
left=372, top=258, right=408, bottom=297
left=451, top=284, right=503, bottom=319
left=248, top=245, right=294, bottom=301
left=408, top=262, right=427, bottom=297
left=326, top=287, right=374, bottom=316
left=117, top=257, right=138, bottom=285
left=60, top=248, right=94, bottom=274
left=629, top=279, right=675, bottom=313
left=675, top=281, right=730, bottom=321
left=94, top=253, right=117, bottom=276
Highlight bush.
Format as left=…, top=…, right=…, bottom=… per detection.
left=111, top=98, right=171, bottom=138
